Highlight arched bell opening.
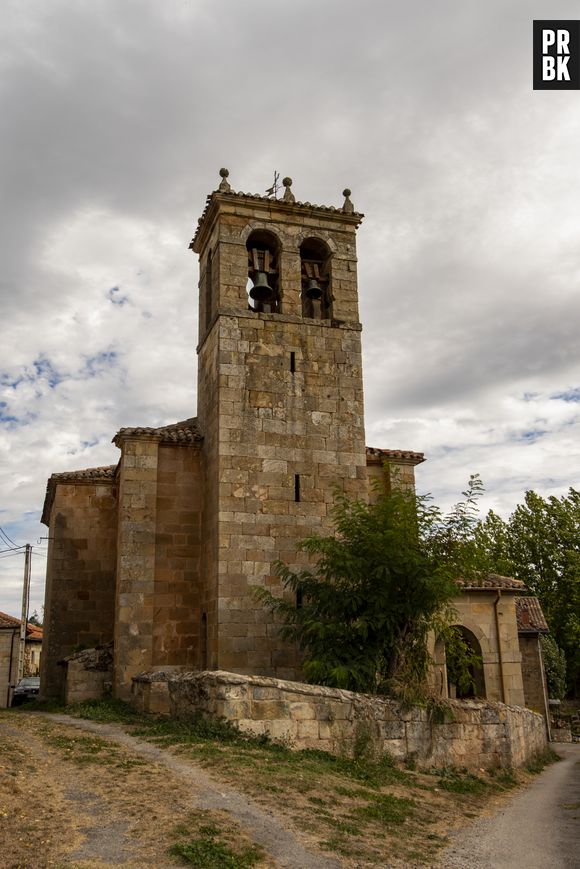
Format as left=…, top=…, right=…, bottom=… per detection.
left=246, top=230, right=281, bottom=314
left=299, top=237, right=332, bottom=319
left=445, top=625, right=486, bottom=699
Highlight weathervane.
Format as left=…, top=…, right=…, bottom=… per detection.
left=265, top=171, right=280, bottom=199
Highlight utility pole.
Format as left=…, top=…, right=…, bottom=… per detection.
left=17, top=544, right=32, bottom=683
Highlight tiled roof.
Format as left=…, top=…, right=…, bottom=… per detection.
left=0, top=611, right=19, bottom=628
left=113, top=417, right=203, bottom=447
left=0, top=611, right=43, bottom=638
left=47, top=465, right=117, bottom=484
left=516, top=596, right=550, bottom=633
left=190, top=189, right=363, bottom=250
left=366, top=447, right=425, bottom=465
left=41, top=465, right=118, bottom=525
left=456, top=574, right=527, bottom=592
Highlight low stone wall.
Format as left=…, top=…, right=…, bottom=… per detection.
left=131, top=671, right=172, bottom=715
left=61, top=644, right=113, bottom=705
left=65, top=661, right=109, bottom=705
left=159, top=670, right=547, bottom=769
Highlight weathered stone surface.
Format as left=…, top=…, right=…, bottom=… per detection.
left=41, top=177, right=550, bottom=762
left=65, top=661, right=110, bottom=705
left=165, top=670, right=547, bottom=770
left=40, top=474, right=118, bottom=700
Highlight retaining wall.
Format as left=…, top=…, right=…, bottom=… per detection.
left=133, top=669, right=547, bottom=769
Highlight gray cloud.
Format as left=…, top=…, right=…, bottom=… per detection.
left=2, top=0, right=580, bottom=615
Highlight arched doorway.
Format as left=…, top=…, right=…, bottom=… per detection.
left=445, top=626, right=486, bottom=699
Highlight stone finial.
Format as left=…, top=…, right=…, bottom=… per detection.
left=342, top=188, right=354, bottom=214
left=282, top=177, right=295, bottom=203
left=218, top=167, right=231, bottom=193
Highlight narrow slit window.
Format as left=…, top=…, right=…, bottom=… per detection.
left=290, top=351, right=296, bottom=373
left=294, top=474, right=301, bottom=502
left=296, top=588, right=303, bottom=609
left=201, top=612, right=208, bottom=670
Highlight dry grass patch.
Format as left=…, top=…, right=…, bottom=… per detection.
left=15, top=701, right=558, bottom=868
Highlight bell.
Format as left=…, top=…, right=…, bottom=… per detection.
left=249, top=271, right=274, bottom=303
left=305, top=277, right=323, bottom=300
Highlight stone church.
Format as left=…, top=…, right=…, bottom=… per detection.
left=40, top=171, right=549, bottom=723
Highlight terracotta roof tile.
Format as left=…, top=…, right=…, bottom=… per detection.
left=516, top=596, right=549, bottom=633
left=0, top=611, right=19, bottom=628
left=0, top=611, right=43, bottom=637
left=47, top=465, right=117, bottom=484
left=366, top=447, right=425, bottom=465
left=113, top=417, right=203, bottom=447
left=456, top=574, right=527, bottom=592
left=190, top=189, right=363, bottom=250
left=41, top=464, right=118, bottom=526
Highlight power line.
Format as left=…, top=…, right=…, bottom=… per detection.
left=0, top=524, right=18, bottom=548
left=0, top=551, right=26, bottom=561
left=0, top=544, right=26, bottom=553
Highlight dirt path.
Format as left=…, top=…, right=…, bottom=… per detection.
left=0, top=711, right=340, bottom=869
left=438, top=743, right=580, bottom=868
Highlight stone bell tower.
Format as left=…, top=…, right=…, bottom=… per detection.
left=190, top=170, right=368, bottom=679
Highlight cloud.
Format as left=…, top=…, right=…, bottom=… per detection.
left=1, top=0, right=580, bottom=616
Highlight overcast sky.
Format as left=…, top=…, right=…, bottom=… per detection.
left=1, top=0, right=579, bottom=618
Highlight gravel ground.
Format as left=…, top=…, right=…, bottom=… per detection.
left=438, top=743, right=580, bottom=868
left=46, top=712, right=341, bottom=869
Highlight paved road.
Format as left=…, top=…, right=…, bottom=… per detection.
left=439, top=744, right=580, bottom=868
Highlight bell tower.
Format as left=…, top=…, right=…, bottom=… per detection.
left=190, top=170, right=367, bottom=678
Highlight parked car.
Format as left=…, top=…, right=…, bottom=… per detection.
left=11, top=677, right=40, bottom=706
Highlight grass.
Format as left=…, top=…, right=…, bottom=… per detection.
left=355, top=793, right=416, bottom=823
left=14, top=698, right=560, bottom=867
left=170, top=834, right=263, bottom=868
left=524, top=748, right=561, bottom=774
left=169, top=817, right=265, bottom=868
left=39, top=726, right=145, bottom=768
left=433, top=768, right=487, bottom=794
left=27, top=697, right=139, bottom=723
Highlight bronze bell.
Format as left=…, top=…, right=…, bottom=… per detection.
left=305, top=277, right=323, bottom=300
left=249, top=271, right=274, bottom=303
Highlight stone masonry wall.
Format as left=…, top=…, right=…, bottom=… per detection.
left=153, top=444, right=203, bottom=669
left=114, top=436, right=159, bottom=699
left=451, top=592, right=525, bottom=706
left=64, top=660, right=109, bottom=705
left=195, top=196, right=368, bottom=680
left=519, top=635, right=549, bottom=714
left=0, top=628, right=19, bottom=708
left=41, top=480, right=117, bottom=699
left=166, top=671, right=547, bottom=770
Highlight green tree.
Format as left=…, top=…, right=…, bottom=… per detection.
left=477, top=489, right=580, bottom=695
left=540, top=635, right=567, bottom=701
left=442, top=626, right=483, bottom=697
left=256, top=475, right=485, bottom=696
left=28, top=609, right=43, bottom=626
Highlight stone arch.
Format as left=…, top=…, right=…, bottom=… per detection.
left=295, top=229, right=338, bottom=253
left=245, top=228, right=282, bottom=314
left=239, top=222, right=291, bottom=248
left=450, top=615, right=491, bottom=657
left=446, top=624, right=486, bottom=699
left=299, top=236, right=333, bottom=319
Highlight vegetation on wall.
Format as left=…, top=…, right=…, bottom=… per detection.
left=442, top=626, right=483, bottom=697
left=256, top=475, right=486, bottom=697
